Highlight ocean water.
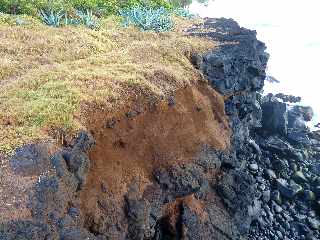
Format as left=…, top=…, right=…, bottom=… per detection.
left=189, top=0, right=320, bottom=127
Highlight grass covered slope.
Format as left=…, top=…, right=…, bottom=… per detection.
left=0, top=14, right=216, bottom=154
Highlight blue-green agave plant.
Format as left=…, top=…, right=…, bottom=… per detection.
left=39, top=9, right=64, bottom=27
left=76, top=9, right=99, bottom=29
left=173, top=7, right=197, bottom=19
left=64, top=15, right=81, bottom=26
left=120, top=7, right=174, bottom=32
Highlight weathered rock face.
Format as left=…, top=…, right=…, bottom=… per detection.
left=190, top=18, right=268, bottom=96
left=189, top=18, right=320, bottom=240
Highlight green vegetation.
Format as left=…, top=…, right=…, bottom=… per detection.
left=0, top=1, right=213, bottom=154
left=169, top=0, right=210, bottom=7
left=0, top=12, right=215, bottom=154
left=39, top=9, right=64, bottom=27
left=0, top=0, right=172, bottom=16
left=1, top=1, right=197, bottom=30
left=173, top=7, right=196, bottom=18
left=120, top=6, right=173, bottom=32
left=38, top=8, right=100, bottom=28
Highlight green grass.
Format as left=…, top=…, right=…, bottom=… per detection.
left=0, top=13, right=215, bottom=155
left=0, top=0, right=173, bottom=16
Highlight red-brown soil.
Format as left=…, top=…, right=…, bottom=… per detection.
left=80, top=82, right=230, bottom=221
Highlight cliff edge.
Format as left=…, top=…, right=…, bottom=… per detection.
left=1, top=16, right=320, bottom=240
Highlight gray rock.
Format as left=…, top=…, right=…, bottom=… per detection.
left=288, top=131, right=311, bottom=146
left=0, top=220, right=58, bottom=240
left=190, top=18, right=268, bottom=95
left=249, top=163, right=259, bottom=172
left=59, top=228, right=97, bottom=240
left=249, top=139, right=262, bottom=155
left=262, top=190, right=271, bottom=203
left=314, top=186, right=320, bottom=198
left=276, top=179, right=303, bottom=199
left=271, top=190, right=282, bottom=205
left=307, top=218, right=320, bottom=230
left=274, top=93, right=301, bottom=103
left=154, top=164, right=204, bottom=198
left=273, top=203, right=283, bottom=213
left=264, top=169, right=277, bottom=180
left=290, top=106, right=314, bottom=122
left=261, top=99, right=288, bottom=136
left=293, top=171, right=308, bottom=184
left=304, top=190, right=316, bottom=201
left=10, top=143, right=51, bottom=176
left=125, top=182, right=152, bottom=240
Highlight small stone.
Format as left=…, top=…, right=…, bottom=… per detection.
left=276, top=230, right=283, bottom=239
left=290, top=163, right=298, bottom=172
left=249, top=163, right=259, bottom=172
left=265, top=169, right=277, bottom=180
left=304, top=190, right=316, bottom=201
left=295, top=214, right=307, bottom=222
left=293, top=171, right=308, bottom=184
left=277, top=179, right=303, bottom=199
left=271, top=190, right=282, bottom=205
left=308, top=218, right=320, bottom=230
left=283, top=221, right=291, bottom=230
left=259, top=184, right=266, bottom=191
left=308, top=211, right=316, bottom=218
left=314, top=186, right=320, bottom=198
left=274, top=204, right=283, bottom=213
left=262, top=190, right=271, bottom=203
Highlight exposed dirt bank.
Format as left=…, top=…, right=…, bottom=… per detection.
left=80, top=82, right=230, bottom=224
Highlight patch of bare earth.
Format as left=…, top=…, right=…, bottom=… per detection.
left=80, top=82, right=230, bottom=224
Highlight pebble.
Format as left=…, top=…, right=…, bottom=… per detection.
left=262, top=190, right=271, bottom=202
left=271, top=190, right=282, bottom=205
left=265, top=169, right=277, bottom=180
left=274, top=204, right=283, bottom=213
left=249, top=163, right=259, bottom=172
left=304, top=190, right=316, bottom=201
left=277, top=179, right=303, bottom=199
left=308, top=218, right=320, bottom=230
left=293, top=171, right=308, bottom=183
left=290, top=162, right=298, bottom=172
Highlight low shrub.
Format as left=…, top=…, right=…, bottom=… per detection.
left=120, top=6, right=173, bottom=32
left=39, top=9, right=64, bottom=27
left=39, top=8, right=99, bottom=29
left=0, top=0, right=174, bottom=16
left=75, top=9, right=99, bottom=29
left=172, top=7, right=196, bottom=19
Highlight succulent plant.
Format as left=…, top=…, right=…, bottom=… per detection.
left=39, top=9, right=64, bottom=27
left=120, top=7, right=173, bottom=32
left=172, top=7, right=196, bottom=19
left=76, top=9, right=99, bottom=29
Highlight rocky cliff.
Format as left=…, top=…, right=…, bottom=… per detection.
left=1, top=18, right=320, bottom=240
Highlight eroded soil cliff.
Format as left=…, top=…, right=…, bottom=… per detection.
left=2, top=17, right=319, bottom=240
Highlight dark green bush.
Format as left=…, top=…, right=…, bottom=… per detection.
left=0, top=0, right=174, bottom=16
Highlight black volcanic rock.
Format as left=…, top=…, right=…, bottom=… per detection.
left=10, top=143, right=51, bottom=176
left=189, top=18, right=268, bottom=96
left=261, top=99, right=288, bottom=136
left=275, top=93, right=301, bottom=103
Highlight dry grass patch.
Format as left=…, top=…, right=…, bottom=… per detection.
left=0, top=14, right=216, bottom=155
